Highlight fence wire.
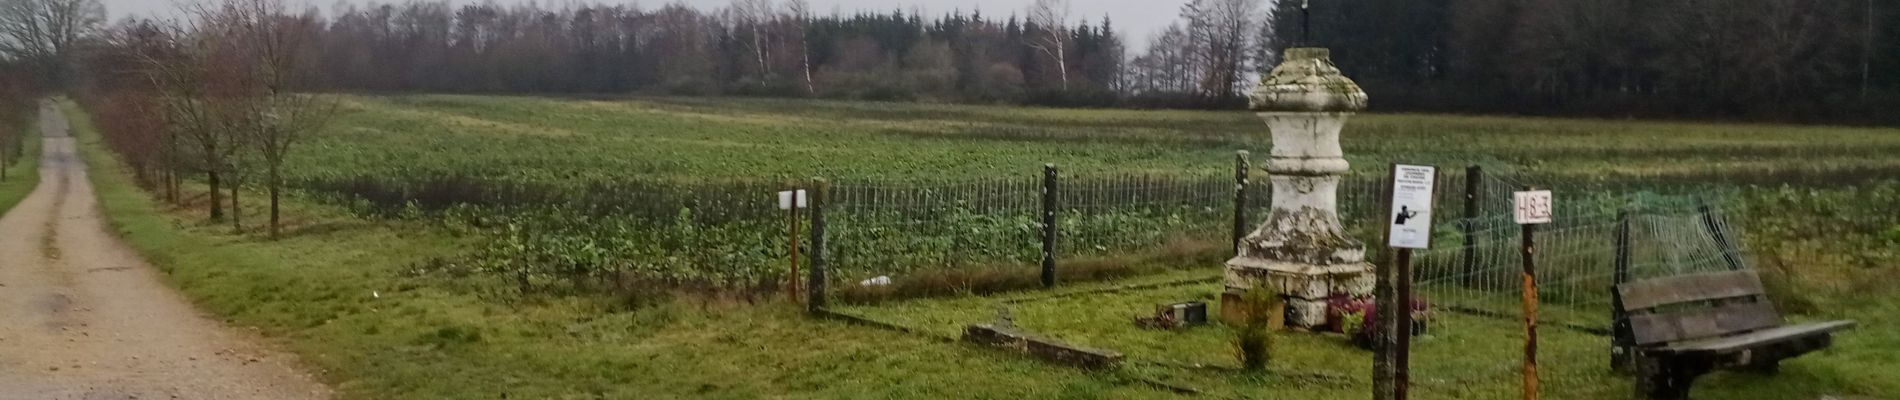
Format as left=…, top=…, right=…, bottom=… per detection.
left=1409, top=192, right=1750, bottom=396
left=813, top=162, right=1757, bottom=399
left=823, top=167, right=1535, bottom=283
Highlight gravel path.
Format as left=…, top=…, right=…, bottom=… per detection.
left=0, top=102, right=331, bottom=400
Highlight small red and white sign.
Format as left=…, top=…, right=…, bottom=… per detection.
left=1514, top=191, right=1553, bottom=225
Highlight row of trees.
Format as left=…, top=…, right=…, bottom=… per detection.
left=1, top=0, right=93, bottom=175
left=0, top=0, right=102, bottom=88
left=0, top=63, right=33, bottom=180
left=80, top=0, right=334, bottom=237
left=1272, top=0, right=1900, bottom=121
left=292, top=0, right=1305, bottom=107
left=279, top=0, right=1900, bottom=119
left=303, top=0, right=1131, bottom=104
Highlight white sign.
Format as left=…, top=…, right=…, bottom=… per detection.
left=1387, top=164, right=1438, bottom=249
left=777, top=190, right=809, bottom=210
left=1514, top=191, right=1554, bottom=225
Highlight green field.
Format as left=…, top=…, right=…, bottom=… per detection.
left=57, top=96, right=1900, bottom=399
left=313, top=95, right=1900, bottom=182
left=281, top=95, right=1900, bottom=294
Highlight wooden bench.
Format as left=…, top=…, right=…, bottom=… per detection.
left=1615, top=270, right=1855, bottom=400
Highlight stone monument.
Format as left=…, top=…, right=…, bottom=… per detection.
left=1222, top=47, right=1376, bottom=330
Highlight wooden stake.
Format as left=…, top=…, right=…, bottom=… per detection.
left=1233, top=151, right=1250, bottom=255
left=808, top=179, right=829, bottom=314
left=1041, top=164, right=1058, bottom=289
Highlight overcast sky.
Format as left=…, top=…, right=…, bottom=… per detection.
left=101, top=0, right=1190, bottom=51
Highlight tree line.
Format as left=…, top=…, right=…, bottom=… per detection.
left=218, top=0, right=1900, bottom=121
left=0, top=64, right=31, bottom=179
left=295, top=0, right=1161, bottom=105
left=1272, top=0, right=1900, bottom=122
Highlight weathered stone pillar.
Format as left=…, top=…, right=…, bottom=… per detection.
left=1223, top=48, right=1375, bottom=330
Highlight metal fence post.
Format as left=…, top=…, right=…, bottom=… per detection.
left=1233, top=151, right=1251, bottom=256
left=1698, top=198, right=1746, bottom=271
left=1462, top=165, right=1483, bottom=286
left=807, top=178, right=829, bottom=314
left=1611, top=203, right=1635, bottom=372
left=1041, top=164, right=1058, bottom=289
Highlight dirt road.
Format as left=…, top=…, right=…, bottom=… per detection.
left=0, top=102, right=330, bottom=399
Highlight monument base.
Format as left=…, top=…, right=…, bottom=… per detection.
left=1221, top=256, right=1376, bottom=329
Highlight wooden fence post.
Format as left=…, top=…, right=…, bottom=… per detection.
left=808, top=178, right=829, bottom=314
left=1041, top=164, right=1058, bottom=289
left=1611, top=203, right=1635, bottom=372
left=1233, top=151, right=1251, bottom=256
left=1462, top=165, right=1483, bottom=286
left=1374, top=164, right=1398, bottom=400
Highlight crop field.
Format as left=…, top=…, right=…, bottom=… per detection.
left=65, top=96, right=1900, bottom=399
left=283, top=95, right=1900, bottom=295
left=309, top=95, right=1900, bottom=183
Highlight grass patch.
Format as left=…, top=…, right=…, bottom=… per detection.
left=838, top=236, right=1226, bottom=305
left=840, top=275, right=1897, bottom=399
left=0, top=109, right=40, bottom=214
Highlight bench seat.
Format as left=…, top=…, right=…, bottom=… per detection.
left=1654, top=320, right=1855, bottom=354
left=1615, top=270, right=1856, bottom=399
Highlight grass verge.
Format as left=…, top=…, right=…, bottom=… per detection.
left=0, top=108, right=40, bottom=214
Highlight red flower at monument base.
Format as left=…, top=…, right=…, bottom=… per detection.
left=1326, top=295, right=1431, bottom=350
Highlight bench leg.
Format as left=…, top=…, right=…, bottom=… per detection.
left=1635, top=355, right=1706, bottom=400
left=1740, top=359, right=1780, bottom=375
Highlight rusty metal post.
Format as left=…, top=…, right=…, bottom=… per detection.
left=1520, top=186, right=1540, bottom=400
left=788, top=185, right=802, bottom=303
left=1395, top=247, right=1414, bottom=400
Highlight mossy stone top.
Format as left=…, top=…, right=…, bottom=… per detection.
left=1248, top=48, right=1368, bottom=112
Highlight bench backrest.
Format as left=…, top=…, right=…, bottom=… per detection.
left=1616, top=270, right=1783, bottom=346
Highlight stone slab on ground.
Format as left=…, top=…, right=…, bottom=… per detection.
left=963, top=323, right=1123, bottom=369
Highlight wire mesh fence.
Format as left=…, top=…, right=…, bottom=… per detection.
left=827, top=176, right=1045, bottom=280
left=1403, top=190, right=1752, bottom=396
left=823, top=167, right=1524, bottom=285
left=818, top=164, right=1753, bottom=397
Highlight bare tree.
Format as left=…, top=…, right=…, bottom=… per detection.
left=221, top=0, right=336, bottom=237
left=1182, top=0, right=1261, bottom=101
left=138, top=2, right=256, bottom=222
left=0, top=0, right=105, bottom=85
left=728, top=0, right=776, bottom=85
left=1026, top=0, right=1070, bottom=90
left=142, top=47, right=241, bottom=222
left=786, top=0, right=815, bottom=94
